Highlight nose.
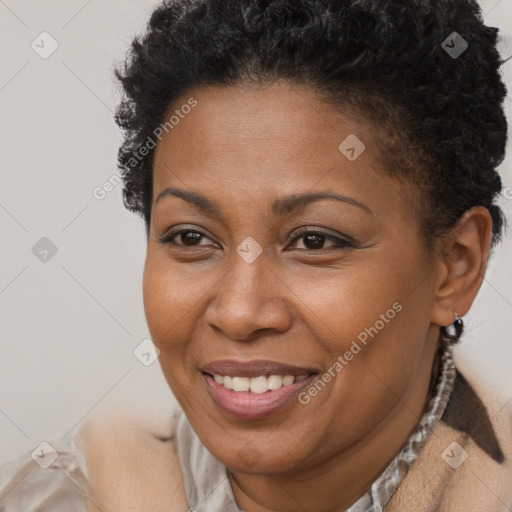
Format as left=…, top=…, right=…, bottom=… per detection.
left=204, top=250, right=293, bottom=342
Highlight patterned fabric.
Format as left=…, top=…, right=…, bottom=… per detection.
left=346, top=338, right=456, bottom=511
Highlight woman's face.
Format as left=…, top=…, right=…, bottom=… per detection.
left=144, top=81, right=442, bottom=475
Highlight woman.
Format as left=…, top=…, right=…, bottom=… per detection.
left=1, top=0, right=511, bottom=510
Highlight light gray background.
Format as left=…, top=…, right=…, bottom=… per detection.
left=1, top=0, right=511, bottom=464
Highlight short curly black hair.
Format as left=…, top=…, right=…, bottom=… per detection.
left=114, top=0, right=509, bottom=252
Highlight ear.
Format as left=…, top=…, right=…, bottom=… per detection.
left=430, top=206, right=493, bottom=328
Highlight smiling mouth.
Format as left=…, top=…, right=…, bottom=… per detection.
left=200, top=359, right=320, bottom=419
left=203, top=372, right=312, bottom=394
left=201, top=370, right=319, bottom=421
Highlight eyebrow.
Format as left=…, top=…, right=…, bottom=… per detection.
left=155, top=187, right=372, bottom=216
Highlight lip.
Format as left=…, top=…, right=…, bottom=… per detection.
left=200, top=359, right=318, bottom=378
left=201, top=359, right=319, bottom=421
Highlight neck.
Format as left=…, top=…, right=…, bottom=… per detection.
left=229, top=329, right=442, bottom=512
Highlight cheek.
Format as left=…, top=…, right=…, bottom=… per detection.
left=142, top=253, right=194, bottom=352
left=141, top=248, right=225, bottom=383
left=142, top=255, right=201, bottom=406
left=288, top=262, right=405, bottom=348
left=292, top=257, right=428, bottom=410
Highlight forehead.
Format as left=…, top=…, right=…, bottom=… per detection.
left=155, top=81, right=369, bottom=163
left=151, top=82, right=417, bottom=224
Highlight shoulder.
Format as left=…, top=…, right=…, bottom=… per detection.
left=387, top=363, right=512, bottom=511
left=0, top=436, right=90, bottom=511
left=0, top=404, right=189, bottom=512
left=441, top=366, right=511, bottom=465
left=75, top=403, right=189, bottom=512
left=439, top=366, right=512, bottom=509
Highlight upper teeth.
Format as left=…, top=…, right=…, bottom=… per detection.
left=213, top=374, right=308, bottom=393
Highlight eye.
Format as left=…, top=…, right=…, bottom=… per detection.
left=286, top=228, right=355, bottom=251
left=158, top=228, right=217, bottom=248
left=158, top=226, right=355, bottom=251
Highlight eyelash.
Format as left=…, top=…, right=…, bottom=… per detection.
left=158, top=227, right=355, bottom=251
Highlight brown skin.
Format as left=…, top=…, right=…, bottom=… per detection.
left=143, top=80, right=492, bottom=512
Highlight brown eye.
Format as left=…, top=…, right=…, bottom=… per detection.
left=287, top=229, right=355, bottom=251
left=158, top=228, right=215, bottom=247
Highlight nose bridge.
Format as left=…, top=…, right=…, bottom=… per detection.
left=205, top=244, right=291, bottom=340
left=230, top=242, right=273, bottom=299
